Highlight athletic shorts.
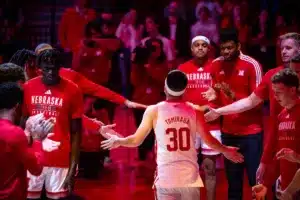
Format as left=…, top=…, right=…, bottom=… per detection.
left=27, top=167, right=69, bottom=199
left=195, top=130, right=222, bottom=156
left=154, top=187, right=200, bottom=200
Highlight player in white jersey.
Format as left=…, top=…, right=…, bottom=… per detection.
left=101, top=70, right=244, bottom=200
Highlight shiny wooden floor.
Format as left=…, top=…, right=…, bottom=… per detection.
left=74, top=106, right=267, bottom=200
left=75, top=162, right=253, bottom=200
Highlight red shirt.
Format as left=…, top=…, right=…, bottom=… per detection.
left=59, top=68, right=126, bottom=105
left=131, top=62, right=169, bottom=105
left=23, top=77, right=84, bottom=167
left=0, top=119, right=42, bottom=199
left=254, top=66, right=285, bottom=163
left=72, top=39, right=121, bottom=85
left=263, top=101, right=300, bottom=190
left=178, top=59, right=221, bottom=130
left=212, top=53, right=263, bottom=135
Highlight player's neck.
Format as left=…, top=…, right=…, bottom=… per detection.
left=193, top=56, right=208, bottom=67
left=0, top=110, right=14, bottom=122
left=166, top=96, right=182, bottom=101
left=285, top=97, right=298, bottom=110
left=42, top=76, right=61, bottom=86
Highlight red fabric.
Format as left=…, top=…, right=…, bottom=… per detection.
left=131, top=62, right=169, bottom=105
left=263, top=101, right=300, bottom=190
left=82, top=115, right=101, bottom=132
left=254, top=66, right=285, bottom=164
left=211, top=54, right=263, bottom=135
left=81, top=109, right=109, bottom=152
left=72, top=39, right=122, bottom=85
left=58, top=7, right=96, bottom=51
left=23, top=77, right=84, bottom=167
left=59, top=68, right=126, bottom=104
left=0, top=119, right=42, bottom=200
left=178, top=59, right=221, bottom=130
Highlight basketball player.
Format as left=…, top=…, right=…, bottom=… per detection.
left=101, top=70, right=244, bottom=200
left=10, top=46, right=147, bottom=109
left=178, top=35, right=221, bottom=200
left=23, top=49, right=84, bottom=200
left=0, top=82, right=59, bottom=200
left=252, top=68, right=300, bottom=200
left=204, top=32, right=300, bottom=184
left=276, top=149, right=300, bottom=199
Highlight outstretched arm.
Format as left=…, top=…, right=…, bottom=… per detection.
left=101, top=105, right=156, bottom=149
left=216, top=92, right=262, bottom=115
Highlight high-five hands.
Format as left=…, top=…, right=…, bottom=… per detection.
left=223, top=146, right=244, bottom=163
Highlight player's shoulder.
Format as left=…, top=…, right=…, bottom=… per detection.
left=212, top=56, right=224, bottom=64
left=61, top=77, right=80, bottom=90
left=178, top=60, right=193, bottom=70
left=239, top=53, right=261, bottom=68
left=1, top=121, right=27, bottom=144
left=24, top=76, right=42, bottom=87
left=265, top=66, right=284, bottom=77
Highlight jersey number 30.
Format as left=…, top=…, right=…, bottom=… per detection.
left=166, top=127, right=191, bottom=151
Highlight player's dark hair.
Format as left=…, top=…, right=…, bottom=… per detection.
left=0, top=82, right=23, bottom=110
left=279, top=32, right=300, bottom=47
left=166, top=70, right=188, bottom=93
left=9, top=49, right=36, bottom=68
left=36, top=49, right=61, bottom=69
left=0, top=63, right=25, bottom=83
left=272, top=68, right=299, bottom=89
left=220, top=28, right=239, bottom=44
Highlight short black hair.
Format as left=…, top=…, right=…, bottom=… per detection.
left=0, top=63, right=25, bottom=83
left=36, top=49, right=61, bottom=68
left=271, top=68, right=299, bottom=89
left=290, top=54, right=300, bottom=63
left=220, top=28, right=239, bottom=44
left=9, top=49, right=36, bottom=68
left=166, top=70, right=188, bottom=93
left=0, top=82, right=23, bottom=110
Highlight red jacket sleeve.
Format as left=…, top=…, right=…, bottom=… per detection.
left=15, top=129, right=43, bottom=176
left=64, top=69, right=126, bottom=105
left=82, top=115, right=102, bottom=132
left=69, top=85, right=84, bottom=119
left=247, top=59, right=263, bottom=92
left=261, top=116, right=278, bottom=164
left=254, top=71, right=271, bottom=100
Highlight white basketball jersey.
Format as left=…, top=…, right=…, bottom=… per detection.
left=153, top=101, right=203, bottom=188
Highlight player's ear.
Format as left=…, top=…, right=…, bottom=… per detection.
left=237, top=42, right=241, bottom=51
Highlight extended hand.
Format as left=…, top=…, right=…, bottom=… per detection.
left=202, top=87, right=217, bottom=102
left=252, top=184, right=267, bottom=200
left=204, top=108, right=221, bottom=122
left=124, top=100, right=147, bottom=109
left=99, top=124, right=123, bottom=139
left=101, top=133, right=121, bottom=150
left=276, top=148, right=300, bottom=163
left=223, top=146, right=244, bottom=163
left=42, top=133, right=61, bottom=152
